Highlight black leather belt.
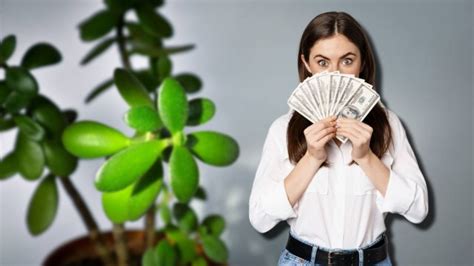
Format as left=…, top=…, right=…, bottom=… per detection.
left=285, top=233, right=387, bottom=266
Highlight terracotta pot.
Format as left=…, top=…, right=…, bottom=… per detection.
left=43, top=230, right=149, bottom=266
left=43, top=230, right=226, bottom=266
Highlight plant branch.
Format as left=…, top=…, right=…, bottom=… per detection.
left=112, top=223, right=129, bottom=266
left=144, top=205, right=156, bottom=249
left=59, top=176, right=114, bottom=265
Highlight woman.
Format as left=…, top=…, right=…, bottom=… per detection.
left=248, top=11, right=429, bottom=266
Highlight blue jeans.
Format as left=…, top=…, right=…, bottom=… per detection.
left=277, top=233, right=392, bottom=266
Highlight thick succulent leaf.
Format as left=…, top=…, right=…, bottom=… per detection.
left=135, top=3, right=172, bottom=38
left=20, top=43, right=62, bottom=69
left=95, top=139, right=166, bottom=192
left=187, top=98, right=215, bottom=126
left=4, top=67, right=38, bottom=112
left=30, top=96, right=67, bottom=138
left=85, top=78, right=114, bottom=103
left=62, top=120, right=130, bottom=158
left=102, top=183, right=132, bottom=223
left=26, top=174, right=58, bottom=235
left=132, top=44, right=194, bottom=58
left=157, top=55, right=172, bottom=80
left=201, top=215, right=225, bottom=236
left=157, top=78, right=188, bottom=134
left=81, top=37, right=115, bottom=65
left=201, top=235, right=228, bottom=264
left=172, top=203, right=197, bottom=233
left=0, top=35, right=16, bottom=64
left=174, top=73, right=202, bottom=94
left=0, top=81, right=11, bottom=104
left=165, top=228, right=197, bottom=264
left=186, top=131, right=239, bottom=166
left=13, top=114, right=45, bottom=141
left=155, top=239, right=177, bottom=266
left=0, top=152, right=18, bottom=180
left=169, top=146, right=198, bottom=203
left=15, top=132, right=44, bottom=180
left=128, top=160, right=163, bottom=220
left=126, top=22, right=162, bottom=47
left=123, top=105, right=162, bottom=132
left=114, top=68, right=153, bottom=107
left=42, top=138, right=78, bottom=177
left=78, top=9, right=118, bottom=41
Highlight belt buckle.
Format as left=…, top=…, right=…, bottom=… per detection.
left=327, top=251, right=342, bottom=265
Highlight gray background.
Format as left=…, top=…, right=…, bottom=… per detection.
left=0, top=0, right=473, bottom=265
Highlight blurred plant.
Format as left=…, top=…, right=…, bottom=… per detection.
left=0, top=0, right=239, bottom=265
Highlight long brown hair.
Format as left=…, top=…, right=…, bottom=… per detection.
left=288, top=11, right=392, bottom=165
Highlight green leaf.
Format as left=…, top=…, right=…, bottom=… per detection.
left=126, top=22, right=163, bottom=47
left=30, top=96, right=68, bottom=138
left=186, top=131, right=239, bottom=166
left=0, top=117, right=15, bottom=132
left=5, top=67, right=38, bottom=111
left=160, top=201, right=171, bottom=225
left=135, top=3, right=172, bottom=38
left=155, top=239, right=177, bottom=266
left=201, top=235, right=228, bottom=264
left=128, top=160, right=163, bottom=220
left=191, top=257, right=208, bottom=266
left=142, top=247, right=158, bottom=266
left=174, top=73, right=202, bottom=94
left=172, top=203, right=198, bottom=234
left=62, top=109, right=78, bottom=124
left=95, top=139, right=167, bottom=192
left=62, top=121, right=130, bottom=158
left=15, top=132, right=44, bottom=180
left=26, top=174, right=58, bottom=235
left=0, top=152, right=18, bottom=180
left=133, top=69, right=159, bottom=92
left=114, top=68, right=153, bottom=107
left=170, top=146, right=198, bottom=203
left=20, top=43, right=62, bottom=69
left=104, top=0, right=135, bottom=13
left=187, top=98, right=215, bottom=126
left=78, top=9, right=118, bottom=41
left=13, top=114, right=45, bottom=141
left=102, top=159, right=163, bottom=222
left=85, top=78, right=114, bottom=103
left=0, top=35, right=16, bottom=64
left=80, top=37, right=115, bottom=65
left=165, top=228, right=197, bottom=264
left=42, top=138, right=78, bottom=177
left=194, top=186, right=207, bottom=201
left=202, top=215, right=225, bottom=236
left=158, top=78, right=188, bottom=134
left=132, top=44, right=194, bottom=58
left=0, top=81, right=11, bottom=104
left=102, top=183, right=131, bottom=223
left=124, top=105, right=162, bottom=132
left=157, top=55, right=172, bottom=80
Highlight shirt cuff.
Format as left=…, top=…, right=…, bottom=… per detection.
left=261, top=179, right=298, bottom=220
left=377, top=169, right=417, bottom=215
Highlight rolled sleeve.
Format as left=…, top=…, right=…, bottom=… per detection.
left=249, top=120, right=297, bottom=233
left=376, top=111, right=429, bottom=224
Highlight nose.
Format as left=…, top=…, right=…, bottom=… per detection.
left=328, top=64, right=339, bottom=72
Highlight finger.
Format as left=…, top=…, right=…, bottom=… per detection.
left=305, top=119, right=336, bottom=135
left=314, top=126, right=336, bottom=142
left=337, top=122, right=365, bottom=137
left=337, top=118, right=373, bottom=132
left=336, top=127, right=361, bottom=143
left=319, top=131, right=336, bottom=145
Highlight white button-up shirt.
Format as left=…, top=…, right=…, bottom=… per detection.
left=249, top=107, right=429, bottom=249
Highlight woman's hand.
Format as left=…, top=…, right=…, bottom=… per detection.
left=304, top=116, right=337, bottom=162
left=335, top=117, right=374, bottom=163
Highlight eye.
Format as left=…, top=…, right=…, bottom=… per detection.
left=317, top=60, right=328, bottom=67
left=342, top=58, right=353, bottom=65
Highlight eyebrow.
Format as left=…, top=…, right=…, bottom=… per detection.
left=313, top=52, right=357, bottom=60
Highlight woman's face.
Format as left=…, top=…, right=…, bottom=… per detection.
left=301, top=34, right=363, bottom=76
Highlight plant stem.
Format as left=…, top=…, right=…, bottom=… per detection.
left=59, top=177, right=114, bottom=265
left=116, top=15, right=132, bottom=70
left=144, top=205, right=156, bottom=249
left=112, top=223, right=129, bottom=266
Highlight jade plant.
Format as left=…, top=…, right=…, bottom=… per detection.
left=0, top=0, right=239, bottom=265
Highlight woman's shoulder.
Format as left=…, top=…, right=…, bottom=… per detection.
left=268, top=108, right=292, bottom=135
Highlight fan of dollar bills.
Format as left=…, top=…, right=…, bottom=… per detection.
left=287, top=71, right=380, bottom=143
